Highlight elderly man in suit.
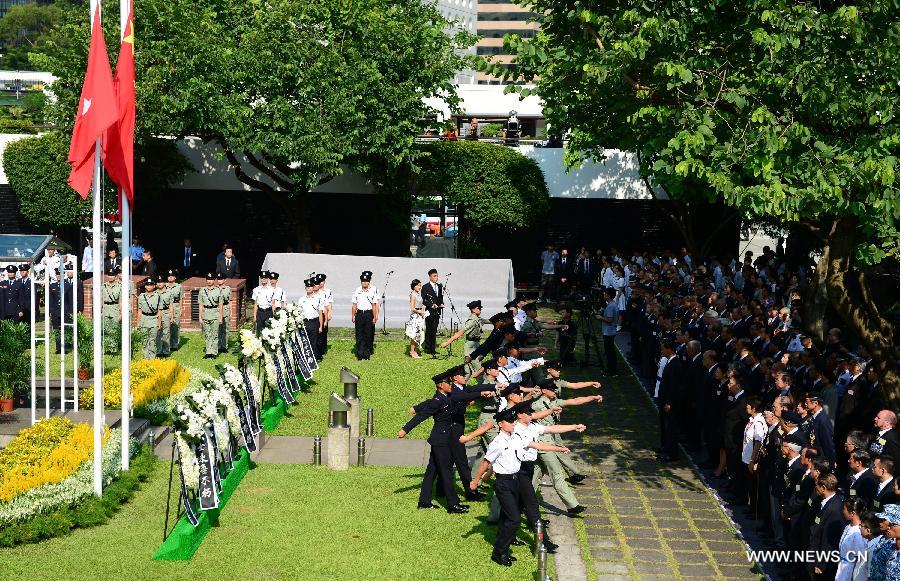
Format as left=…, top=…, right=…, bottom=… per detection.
left=215, top=246, right=240, bottom=279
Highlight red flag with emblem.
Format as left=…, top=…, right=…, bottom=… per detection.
left=67, top=5, right=118, bottom=200
left=105, top=0, right=135, bottom=207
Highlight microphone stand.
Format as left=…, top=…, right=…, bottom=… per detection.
left=441, top=274, right=463, bottom=358
left=380, top=270, right=393, bottom=336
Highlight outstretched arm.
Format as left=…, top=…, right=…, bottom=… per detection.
left=561, top=394, right=603, bottom=407
left=460, top=420, right=495, bottom=444
left=440, top=327, right=465, bottom=348
left=564, top=380, right=602, bottom=390
left=528, top=442, right=570, bottom=454
left=470, top=458, right=491, bottom=490
left=530, top=406, right=563, bottom=421
left=543, top=423, right=587, bottom=435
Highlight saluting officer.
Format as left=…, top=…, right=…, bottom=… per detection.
left=199, top=273, right=221, bottom=359
left=300, top=278, right=322, bottom=356
left=351, top=271, right=379, bottom=360
left=216, top=273, right=232, bottom=353
left=252, top=271, right=274, bottom=333
left=137, top=277, right=162, bottom=360
left=157, top=271, right=174, bottom=356
left=314, top=273, right=333, bottom=357
left=166, top=268, right=184, bottom=350
left=101, top=267, right=122, bottom=354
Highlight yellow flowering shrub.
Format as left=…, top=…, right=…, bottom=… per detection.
left=80, top=359, right=191, bottom=409
left=0, top=417, right=73, bottom=476
left=0, top=422, right=109, bottom=502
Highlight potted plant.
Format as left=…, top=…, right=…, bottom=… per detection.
left=76, top=314, right=93, bottom=380
left=0, top=320, right=29, bottom=412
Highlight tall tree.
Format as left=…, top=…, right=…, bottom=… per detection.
left=0, top=2, right=63, bottom=70
left=35, top=0, right=473, bottom=250
left=495, top=1, right=900, bottom=402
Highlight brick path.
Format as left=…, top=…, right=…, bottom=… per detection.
left=549, top=342, right=764, bottom=580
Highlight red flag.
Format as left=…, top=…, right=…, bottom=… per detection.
left=67, top=5, right=118, bottom=200
left=106, top=0, right=135, bottom=207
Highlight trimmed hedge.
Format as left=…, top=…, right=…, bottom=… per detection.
left=0, top=446, right=156, bottom=547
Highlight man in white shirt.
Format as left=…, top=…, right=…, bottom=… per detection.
left=251, top=271, right=274, bottom=333
left=269, top=272, right=286, bottom=311
left=351, top=271, right=379, bottom=360
left=314, top=273, right=333, bottom=358
left=299, top=277, right=322, bottom=356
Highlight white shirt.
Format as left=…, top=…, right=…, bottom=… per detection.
left=484, top=429, right=527, bottom=475
left=654, top=355, right=669, bottom=398
left=352, top=285, right=379, bottom=310
left=320, top=287, right=334, bottom=307
left=81, top=247, right=92, bottom=272
left=514, top=421, right=545, bottom=462
left=251, top=285, right=274, bottom=308
left=742, top=413, right=767, bottom=464
left=271, top=286, right=286, bottom=308
left=513, top=309, right=527, bottom=331
left=504, top=357, right=543, bottom=383
left=299, top=294, right=319, bottom=320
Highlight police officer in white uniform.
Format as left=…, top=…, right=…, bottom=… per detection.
left=300, top=277, right=322, bottom=353
left=252, top=271, right=274, bottom=333
left=351, top=271, right=379, bottom=360
left=314, top=273, right=333, bottom=358
left=269, top=272, right=286, bottom=310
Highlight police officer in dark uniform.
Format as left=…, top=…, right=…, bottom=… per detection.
left=48, top=269, right=62, bottom=352
left=398, top=370, right=488, bottom=513
left=0, top=265, right=23, bottom=321
left=18, top=264, right=33, bottom=323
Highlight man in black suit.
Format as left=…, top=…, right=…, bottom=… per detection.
left=871, top=409, right=900, bottom=460
left=847, top=449, right=878, bottom=503
left=804, top=392, right=835, bottom=463
left=103, top=247, right=122, bottom=273
left=420, top=268, right=443, bottom=354
left=779, top=430, right=808, bottom=548
left=656, top=340, right=682, bottom=462
left=683, top=340, right=705, bottom=450
left=556, top=248, right=575, bottom=299
left=181, top=239, right=197, bottom=275
left=722, top=371, right=750, bottom=503
left=135, top=249, right=157, bottom=278
left=807, top=473, right=847, bottom=579
left=872, top=454, right=899, bottom=510
left=215, top=246, right=240, bottom=279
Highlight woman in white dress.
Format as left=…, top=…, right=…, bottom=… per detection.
left=405, top=279, right=426, bottom=358
left=836, top=497, right=868, bottom=581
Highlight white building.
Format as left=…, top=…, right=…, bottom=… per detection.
left=432, top=0, right=478, bottom=85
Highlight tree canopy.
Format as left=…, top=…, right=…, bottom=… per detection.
left=494, top=0, right=900, bottom=400
left=34, top=0, right=474, bottom=249
left=0, top=2, right=63, bottom=70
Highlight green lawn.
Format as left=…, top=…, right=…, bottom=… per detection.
left=274, top=338, right=461, bottom=439
left=0, top=461, right=542, bottom=580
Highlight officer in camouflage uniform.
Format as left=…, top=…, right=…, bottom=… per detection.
left=101, top=267, right=122, bottom=354
left=166, top=268, right=183, bottom=350
left=216, top=273, right=232, bottom=353
left=199, top=273, right=221, bottom=359
left=156, top=271, right=174, bottom=356
left=137, top=277, right=162, bottom=360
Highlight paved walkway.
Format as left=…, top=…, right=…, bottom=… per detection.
left=542, top=334, right=763, bottom=580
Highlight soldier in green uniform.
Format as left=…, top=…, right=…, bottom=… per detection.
left=199, top=273, right=221, bottom=359
left=137, top=277, right=162, bottom=360
left=545, top=359, right=601, bottom=480
left=166, top=268, right=183, bottom=350
left=101, top=267, right=122, bottom=354
left=440, top=299, right=488, bottom=356
left=531, top=378, right=603, bottom=515
left=520, top=302, right=563, bottom=384
left=156, top=271, right=174, bottom=356
left=216, top=273, right=232, bottom=353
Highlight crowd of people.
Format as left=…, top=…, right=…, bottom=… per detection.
left=537, top=241, right=899, bottom=579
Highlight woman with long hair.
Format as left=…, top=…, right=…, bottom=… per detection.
left=405, top=279, right=426, bottom=357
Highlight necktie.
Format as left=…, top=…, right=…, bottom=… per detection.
left=226, top=259, right=230, bottom=268
left=185, top=248, right=190, bottom=266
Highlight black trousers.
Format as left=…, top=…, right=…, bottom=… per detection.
left=603, top=334, right=618, bottom=373
left=316, top=323, right=328, bottom=358
left=436, top=424, right=473, bottom=499
left=355, top=310, right=374, bottom=359
left=303, top=318, right=320, bottom=362
left=659, top=405, right=678, bottom=457
left=518, top=461, right=546, bottom=540
left=493, top=474, right=521, bottom=558
left=726, top=448, right=748, bottom=502
left=255, top=307, right=272, bottom=334
left=559, top=335, right=576, bottom=362
left=423, top=313, right=439, bottom=353
left=418, top=444, right=460, bottom=508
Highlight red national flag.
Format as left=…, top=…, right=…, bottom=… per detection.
left=106, top=0, right=135, bottom=207
left=67, top=5, right=118, bottom=200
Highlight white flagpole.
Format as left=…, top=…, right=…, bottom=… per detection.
left=90, top=0, right=104, bottom=497
left=119, top=0, right=131, bottom=472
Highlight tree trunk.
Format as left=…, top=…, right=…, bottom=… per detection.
left=824, top=217, right=900, bottom=407
left=804, top=245, right=829, bottom=343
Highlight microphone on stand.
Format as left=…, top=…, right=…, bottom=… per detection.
left=387, top=270, right=395, bottom=274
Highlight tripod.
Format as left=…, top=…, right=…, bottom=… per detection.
left=576, top=301, right=604, bottom=368
left=380, top=269, right=394, bottom=336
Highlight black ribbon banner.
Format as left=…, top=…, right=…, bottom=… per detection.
left=234, top=392, right=256, bottom=452
left=241, top=364, right=262, bottom=435
left=208, top=427, right=225, bottom=492
left=175, top=443, right=200, bottom=526
left=290, top=335, right=313, bottom=381
left=297, top=325, right=318, bottom=371
left=197, top=433, right=219, bottom=511
left=280, top=344, right=303, bottom=392
left=272, top=353, right=296, bottom=404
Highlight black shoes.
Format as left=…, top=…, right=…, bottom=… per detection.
left=567, top=505, right=586, bottom=516
left=491, top=554, right=514, bottom=567
left=446, top=504, right=469, bottom=514
left=544, top=541, right=559, bottom=553
left=465, top=490, right=487, bottom=501
left=510, top=539, right=525, bottom=546
left=417, top=503, right=439, bottom=510
left=568, top=474, right=587, bottom=484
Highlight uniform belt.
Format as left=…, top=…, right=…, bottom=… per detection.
left=481, top=407, right=498, bottom=414
left=258, top=307, right=272, bottom=312
left=357, top=309, right=372, bottom=312
left=103, top=301, right=117, bottom=305
left=305, top=317, right=318, bottom=322
left=495, top=473, right=518, bottom=480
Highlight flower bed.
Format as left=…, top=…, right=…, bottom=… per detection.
left=80, top=359, right=191, bottom=410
